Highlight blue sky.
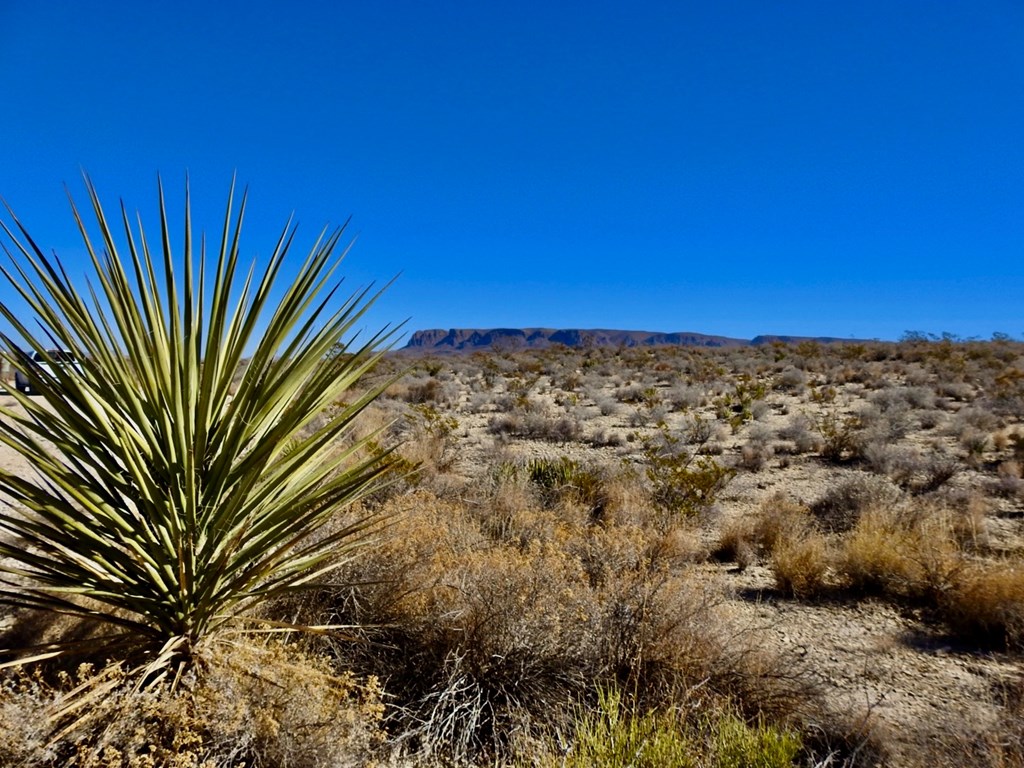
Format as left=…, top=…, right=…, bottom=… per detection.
left=1, top=1, right=1021, bottom=343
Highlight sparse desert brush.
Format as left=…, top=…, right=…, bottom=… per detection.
left=810, top=473, right=901, bottom=533
left=837, top=507, right=922, bottom=596
left=774, top=365, right=807, bottom=393
left=714, top=494, right=813, bottom=569
left=317, top=482, right=810, bottom=763
left=771, top=531, right=830, bottom=598
left=837, top=505, right=964, bottom=601
left=777, top=413, right=818, bottom=454
left=714, top=515, right=757, bottom=569
left=354, top=540, right=597, bottom=762
left=941, top=562, right=1024, bottom=649
left=641, top=423, right=735, bottom=524
left=591, top=569, right=815, bottom=723
left=0, top=638, right=385, bottom=767
left=812, top=403, right=863, bottom=462
left=488, top=409, right=585, bottom=443
left=524, top=455, right=608, bottom=516
left=399, top=402, right=461, bottom=473
left=752, top=494, right=817, bottom=554
left=739, top=440, right=774, bottom=472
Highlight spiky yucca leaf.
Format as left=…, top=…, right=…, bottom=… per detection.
left=0, top=176, right=400, bottom=678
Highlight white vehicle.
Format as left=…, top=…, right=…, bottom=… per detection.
left=14, top=349, right=83, bottom=395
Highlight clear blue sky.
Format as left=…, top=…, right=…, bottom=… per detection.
left=1, top=1, right=1021, bottom=342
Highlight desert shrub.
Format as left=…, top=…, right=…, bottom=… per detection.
left=859, top=439, right=959, bottom=494
left=777, top=414, right=817, bottom=454
left=858, top=400, right=914, bottom=440
left=665, top=382, right=704, bottom=410
left=918, top=407, right=944, bottom=430
left=714, top=495, right=814, bottom=570
left=952, top=406, right=1000, bottom=434
left=466, top=390, right=494, bottom=413
left=641, top=425, right=735, bottom=523
left=487, top=411, right=585, bottom=443
left=774, top=366, right=807, bottom=393
left=683, top=413, right=716, bottom=445
left=753, top=495, right=817, bottom=554
left=810, top=474, right=900, bottom=533
left=317, top=486, right=814, bottom=763
left=941, top=563, right=1024, bottom=649
left=959, top=427, right=991, bottom=465
left=739, top=442, right=771, bottom=472
left=836, top=509, right=922, bottom=596
left=837, top=505, right=963, bottom=601
left=591, top=569, right=813, bottom=723
left=714, top=375, right=767, bottom=432
left=861, top=440, right=920, bottom=485
left=525, top=456, right=607, bottom=515
left=937, top=379, right=975, bottom=402
left=912, top=452, right=961, bottom=495
left=771, top=532, right=830, bottom=598
left=591, top=428, right=627, bottom=448
left=403, top=374, right=443, bottom=403
left=814, top=408, right=862, bottom=462
left=400, top=402, right=461, bottom=474
left=713, top=517, right=757, bottom=570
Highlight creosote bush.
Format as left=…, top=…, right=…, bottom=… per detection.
left=641, top=424, right=735, bottom=523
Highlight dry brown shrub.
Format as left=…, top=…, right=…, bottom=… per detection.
left=362, top=540, right=597, bottom=762
left=714, top=516, right=757, bottom=570
left=715, top=493, right=814, bottom=569
left=810, top=474, right=901, bottom=533
left=751, top=494, right=816, bottom=554
left=837, top=505, right=964, bottom=600
left=942, top=562, right=1024, bottom=649
left=312, top=484, right=817, bottom=763
left=771, top=532, right=830, bottom=598
left=838, top=508, right=918, bottom=596
left=590, top=569, right=815, bottom=723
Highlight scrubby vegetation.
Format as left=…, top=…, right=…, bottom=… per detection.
left=1, top=188, right=1023, bottom=766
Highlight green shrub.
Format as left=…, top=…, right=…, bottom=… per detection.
left=641, top=425, right=735, bottom=521
left=560, top=687, right=802, bottom=768
left=563, top=687, right=695, bottom=768
left=526, top=456, right=606, bottom=513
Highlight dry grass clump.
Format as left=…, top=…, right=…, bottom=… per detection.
left=810, top=474, right=901, bottom=533
left=0, top=639, right=385, bottom=768
left=941, top=562, right=1024, bottom=649
left=771, top=533, right=830, bottom=599
left=715, top=493, right=813, bottom=571
left=837, top=505, right=963, bottom=600
left=715, top=494, right=830, bottom=597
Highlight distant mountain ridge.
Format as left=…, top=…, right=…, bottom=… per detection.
left=405, top=328, right=861, bottom=351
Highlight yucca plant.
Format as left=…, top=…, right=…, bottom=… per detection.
left=0, top=176, right=400, bottom=685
